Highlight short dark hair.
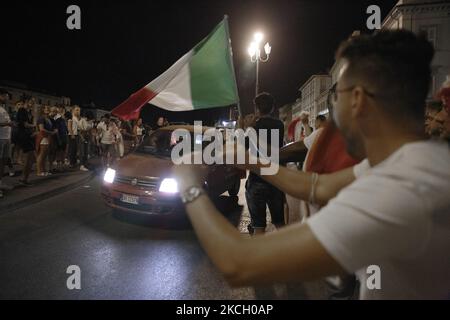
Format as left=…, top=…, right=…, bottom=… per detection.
left=85, top=110, right=95, bottom=120
left=104, top=113, right=111, bottom=120
left=316, top=115, right=327, bottom=123
left=64, top=111, right=72, bottom=120
left=336, top=30, right=434, bottom=123
left=254, top=92, right=275, bottom=115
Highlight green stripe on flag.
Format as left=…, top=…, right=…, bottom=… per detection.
left=189, top=19, right=239, bottom=109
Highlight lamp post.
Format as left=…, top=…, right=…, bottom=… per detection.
left=248, top=32, right=271, bottom=108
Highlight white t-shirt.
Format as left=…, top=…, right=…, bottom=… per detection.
left=353, top=158, right=371, bottom=178
left=70, top=116, right=80, bottom=136
left=303, top=128, right=323, bottom=150
left=307, top=140, right=450, bottom=299
left=0, top=106, right=11, bottom=140
left=78, top=117, right=93, bottom=132
left=98, top=121, right=116, bottom=145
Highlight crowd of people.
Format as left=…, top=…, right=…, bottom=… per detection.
left=172, top=29, right=450, bottom=300
left=0, top=93, right=171, bottom=199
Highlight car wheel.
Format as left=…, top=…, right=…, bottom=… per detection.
left=228, top=178, right=241, bottom=197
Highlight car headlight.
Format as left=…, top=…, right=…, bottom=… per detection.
left=159, top=178, right=178, bottom=193
left=103, top=168, right=116, bottom=184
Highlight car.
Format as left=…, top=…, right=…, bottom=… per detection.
left=101, top=125, right=246, bottom=217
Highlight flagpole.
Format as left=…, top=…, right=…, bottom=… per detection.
left=224, top=15, right=242, bottom=119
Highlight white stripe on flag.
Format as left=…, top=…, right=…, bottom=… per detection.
left=150, top=63, right=194, bottom=111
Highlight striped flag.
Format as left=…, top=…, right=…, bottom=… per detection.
left=112, top=17, right=239, bottom=120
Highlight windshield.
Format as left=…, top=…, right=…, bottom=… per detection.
left=136, top=128, right=225, bottom=157
left=136, top=129, right=204, bottom=157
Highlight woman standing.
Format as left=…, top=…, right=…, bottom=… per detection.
left=36, top=105, right=57, bottom=176
left=52, top=107, right=69, bottom=172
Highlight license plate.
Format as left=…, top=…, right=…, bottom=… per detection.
left=120, top=194, right=139, bottom=205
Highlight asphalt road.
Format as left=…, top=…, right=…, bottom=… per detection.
left=0, top=175, right=327, bottom=300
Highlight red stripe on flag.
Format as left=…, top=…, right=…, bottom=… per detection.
left=111, top=86, right=157, bottom=120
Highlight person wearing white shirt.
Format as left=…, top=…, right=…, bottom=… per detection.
left=68, top=106, right=81, bottom=168
left=172, top=30, right=450, bottom=299
left=0, top=90, right=13, bottom=197
left=97, top=114, right=117, bottom=168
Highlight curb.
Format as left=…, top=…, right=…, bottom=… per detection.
left=0, top=171, right=97, bottom=215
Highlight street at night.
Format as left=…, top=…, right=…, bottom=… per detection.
left=0, top=175, right=328, bottom=300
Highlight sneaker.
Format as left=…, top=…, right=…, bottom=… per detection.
left=9, top=171, right=15, bottom=177
left=80, top=165, right=89, bottom=172
left=44, top=172, right=52, bottom=176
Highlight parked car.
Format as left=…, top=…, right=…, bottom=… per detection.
left=101, top=125, right=245, bottom=216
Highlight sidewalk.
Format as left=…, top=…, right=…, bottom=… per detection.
left=0, top=160, right=100, bottom=214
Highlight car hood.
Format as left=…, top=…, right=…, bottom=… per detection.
left=113, top=153, right=173, bottom=179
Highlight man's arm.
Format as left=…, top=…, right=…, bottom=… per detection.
left=226, top=142, right=357, bottom=206
left=175, top=165, right=346, bottom=287
left=254, top=165, right=356, bottom=207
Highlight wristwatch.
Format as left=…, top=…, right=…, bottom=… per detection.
left=181, top=186, right=205, bottom=204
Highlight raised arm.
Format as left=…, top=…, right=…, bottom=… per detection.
left=229, top=142, right=357, bottom=206
left=173, top=165, right=346, bottom=287
left=253, top=165, right=356, bottom=207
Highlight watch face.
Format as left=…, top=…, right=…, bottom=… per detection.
left=183, top=186, right=202, bottom=203
left=190, top=187, right=200, bottom=197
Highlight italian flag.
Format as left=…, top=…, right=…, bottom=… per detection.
left=112, top=17, right=239, bottom=120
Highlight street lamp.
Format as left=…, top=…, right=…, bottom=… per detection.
left=248, top=32, right=271, bottom=107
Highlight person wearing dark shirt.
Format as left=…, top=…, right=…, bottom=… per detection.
left=245, top=92, right=285, bottom=235
left=50, top=106, right=68, bottom=171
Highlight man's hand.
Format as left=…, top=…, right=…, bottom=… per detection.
left=172, top=151, right=209, bottom=193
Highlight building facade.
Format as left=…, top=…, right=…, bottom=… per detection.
left=299, top=74, right=331, bottom=127
left=1, top=82, right=71, bottom=108
left=382, top=0, right=450, bottom=97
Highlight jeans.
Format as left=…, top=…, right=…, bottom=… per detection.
left=68, top=136, right=78, bottom=166
left=78, top=137, right=88, bottom=166
left=245, top=179, right=285, bottom=230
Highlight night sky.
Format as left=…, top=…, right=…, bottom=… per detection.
left=1, top=0, right=398, bottom=121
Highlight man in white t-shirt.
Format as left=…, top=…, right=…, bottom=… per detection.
left=171, top=30, right=450, bottom=300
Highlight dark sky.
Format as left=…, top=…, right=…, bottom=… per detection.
left=1, top=0, right=398, bottom=117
